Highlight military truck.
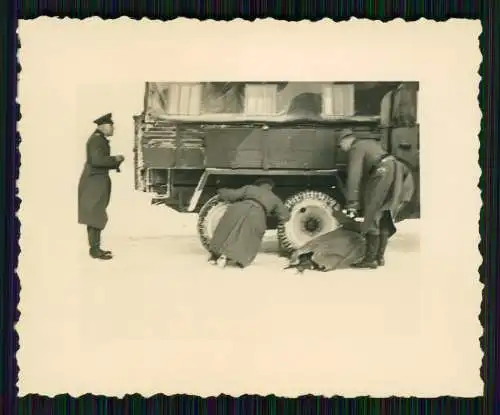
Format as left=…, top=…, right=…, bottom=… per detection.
left=133, top=81, right=419, bottom=253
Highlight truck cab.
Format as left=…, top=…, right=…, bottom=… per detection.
left=133, top=81, right=419, bottom=252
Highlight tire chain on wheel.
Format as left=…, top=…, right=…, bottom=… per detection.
left=277, top=190, right=340, bottom=253
left=197, top=195, right=226, bottom=251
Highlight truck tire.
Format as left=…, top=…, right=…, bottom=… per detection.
left=197, top=195, right=229, bottom=251
left=277, top=190, right=341, bottom=253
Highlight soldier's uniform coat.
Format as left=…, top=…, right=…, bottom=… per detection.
left=209, top=185, right=290, bottom=267
left=345, top=138, right=415, bottom=236
left=78, top=130, right=121, bottom=230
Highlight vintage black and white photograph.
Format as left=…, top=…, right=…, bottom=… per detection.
left=124, top=81, right=419, bottom=271
left=17, top=18, right=482, bottom=398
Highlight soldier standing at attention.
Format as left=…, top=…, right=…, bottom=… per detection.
left=338, top=128, right=414, bottom=269
left=78, top=113, right=125, bottom=260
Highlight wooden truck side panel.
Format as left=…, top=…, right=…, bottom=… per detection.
left=204, top=126, right=265, bottom=169
left=140, top=122, right=380, bottom=172
left=140, top=122, right=205, bottom=169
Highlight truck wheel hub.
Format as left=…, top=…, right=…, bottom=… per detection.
left=278, top=192, right=341, bottom=251
left=302, top=214, right=322, bottom=233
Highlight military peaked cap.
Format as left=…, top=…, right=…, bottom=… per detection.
left=93, top=113, right=114, bottom=125
left=339, top=128, right=355, bottom=140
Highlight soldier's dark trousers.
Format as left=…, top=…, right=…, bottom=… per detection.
left=353, top=208, right=395, bottom=269
left=351, top=233, right=380, bottom=269
left=377, top=228, right=390, bottom=266
left=87, top=226, right=112, bottom=259
left=376, top=213, right=392, bottom=266
left=87, top=226, right=101, bottom=252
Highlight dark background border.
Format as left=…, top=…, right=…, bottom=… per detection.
left=2, top=1, right=497, bottom=414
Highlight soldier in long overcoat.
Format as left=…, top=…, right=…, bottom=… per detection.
left=78, top=113, right=124, bottom=260
left=338, top=128, right=415, bottom=269
left=208, top=178, right=291, bottom=268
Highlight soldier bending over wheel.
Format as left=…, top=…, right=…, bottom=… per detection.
left=338, top=128, right=414, bottom=269
left=208, top=178, right=291, bottom=269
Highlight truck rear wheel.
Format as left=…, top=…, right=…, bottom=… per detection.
left=277, top=190, right=341, bottom=253
left=197, top=195, right=229, bottom=251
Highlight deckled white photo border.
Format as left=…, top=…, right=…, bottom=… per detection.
left=16, top=17, right=483, bottom=398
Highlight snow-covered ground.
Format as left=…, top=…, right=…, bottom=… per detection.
left=19, top=190, right=474, bottom=398
left=17, top=149, right=482, bottom=398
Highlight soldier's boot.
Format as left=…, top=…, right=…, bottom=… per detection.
left=94, top=228, right=112, bottom=257
left=351, top=234, right=379, bottom=269
left=90, top=249, right=112, bottom=260
left=94, top=229, right=112, bottom=256
left=376, top=231, right=390, bottom=266
left=87, top=227, right=112, bottom=260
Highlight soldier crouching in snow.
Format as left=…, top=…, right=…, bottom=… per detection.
left=208, top=178, right=291, bottom=269
left=338, top=128, right=415, bottom=269
left=78, top=113, right=125, bottom=260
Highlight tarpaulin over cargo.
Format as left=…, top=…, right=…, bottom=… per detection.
left=142, top=82, right=404, bottom=124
